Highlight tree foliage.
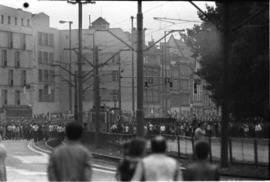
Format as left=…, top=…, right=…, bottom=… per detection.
left=182, top=2, right=269, bottom=119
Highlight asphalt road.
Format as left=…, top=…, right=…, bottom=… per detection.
left=3, top=140, right=115, bottom=181
left=2, top=140, right=253, bottom=181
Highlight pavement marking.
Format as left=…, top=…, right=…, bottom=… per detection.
left=12, top=155, right=49, bottom=164
left=27, top=141, right=49, bottom=157
left=93, top=168, right=115, bottom=174
left=7, top=166, right=47, bottom=176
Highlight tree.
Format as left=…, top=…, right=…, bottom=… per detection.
left=182, top=2, right=269, bottom=120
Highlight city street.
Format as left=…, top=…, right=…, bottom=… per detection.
left=2, top=140, right=254, bottom=181
left=3, top=140, right=115, bottom=181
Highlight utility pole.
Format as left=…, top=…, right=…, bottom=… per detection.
left=164, top=31, right=168, bottom=117
left=94, top=46, right=100, bottom=147
left=221, top=1, right=229, bottom=168
left=77, top=1, right=83, bottom=125
left=118, top=52, right=122, bottom=120
left=66, top=0, right=95, bottom=125
left=69, top=22, right=72, bottom=113
left=136, top=0, right=144, bottom=137
left=74, top=72, right=78, bottom=121
left=131, top=16, right=135, bottom=120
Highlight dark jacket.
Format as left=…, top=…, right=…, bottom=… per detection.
left=183, top=160, right=219, bottom=181
left=47, top=141, right=92, bottom=181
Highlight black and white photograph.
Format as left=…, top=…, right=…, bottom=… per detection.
left=0, top=0, right=268, bottom=181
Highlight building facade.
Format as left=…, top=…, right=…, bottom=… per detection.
left=58, top=17, right=136, bottom=120
left=32, top=13, right=60, bottom=115
left=0, top=5, right=34, bottom=120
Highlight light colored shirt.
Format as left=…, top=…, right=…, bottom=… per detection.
left=194, top=127, right=206, bottom=141
left=131, top=154, right=182, bottom=181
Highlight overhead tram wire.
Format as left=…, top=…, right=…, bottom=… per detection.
left=111, top=2, right=168, bottom=27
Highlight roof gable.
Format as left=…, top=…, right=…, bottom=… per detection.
left=92, top=17, right=109, bottom=25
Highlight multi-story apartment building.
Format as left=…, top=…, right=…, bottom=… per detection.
left=0, top=5, right=33, bottom=120
left=58, top=17, right=135, bottom=118
left=166, top=35, right=218, bottom=117
left=31, top=13, right=60, bottom=115
left=143, top=40, right=162, bottom=117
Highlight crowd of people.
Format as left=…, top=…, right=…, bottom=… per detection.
left=109, top=115, right=268, bottom=138
left=0, top=117, right=68, bottom=142
left=47, top=121, right=219, bottom=181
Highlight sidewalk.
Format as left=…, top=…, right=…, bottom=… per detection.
left=35, top=140, right=269, bottom=180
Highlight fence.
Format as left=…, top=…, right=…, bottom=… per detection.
left=61, top=132, right=269, bottom=166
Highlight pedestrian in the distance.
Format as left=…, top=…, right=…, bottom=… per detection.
left=131, top=136, right=182, bottom=181
left=116, top=138, right=146, bottom=181
left=47, top=122, right=92, bottom=181
left=0, top=135, right=7, bottom=181
left=194, top=122, right=206, bottom=142
left=183, top=141, right=219, bottom=181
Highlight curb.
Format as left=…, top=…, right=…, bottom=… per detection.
left=31, top=140, right=117, bottom=172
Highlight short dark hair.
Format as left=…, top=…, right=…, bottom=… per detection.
left=128, top=137, right=146, bottom=157
left=65, top=122, right=83, bottom=140
left=195, top=141, right=210, bottom=159
left=151, top=135, right=167, bottom=153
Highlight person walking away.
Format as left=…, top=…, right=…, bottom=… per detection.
left=183, top=141, right=219, bottom=181
left=131, top=136, right=182, bottom=181
left=0, top=135, right=7, bottom=181
left=116, top=138, right=146, bottom=181
left=47, top=122, right=92, bottom=181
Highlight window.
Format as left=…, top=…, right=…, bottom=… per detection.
left=50, top=70, right=54, bottom=82
left=21, top=18, right=24, bottom=26
left=8, top=16, right=10, bottom=24
left=15, top=17, right=17, bottom=25
left=15, top=90, right=20, bottom=105
left=49, top=34, right=54, bottom=46
left=43, top=52, right=48, bottom=64
left=112, top=70, right=119, bottom=81
left=49, top=53, right=54, bottom=64
left=38, top=32, right=42, bottom=45
left=1, top=50, right=7, bottom=67
left=27, top=19, right=30, bottom=27
left=112, top=90, right=118, bottom=101
left=21, top=34, right=26, bottom=49
left=8, top=70, right=13, bottom=87
left=8, top=32, right=13, bottom=48
left=38, top=51, right=42, bottom=64
left=21, top=70, right=26, bottom=85
left=44, top=84, right=49, bottom=101
left=44, top=33, right=48, bottom=46
left=44, top=70, right=49, bottom=82
left=50, top=88, right=54, bottom=102
left=1, top=15, right=4, bottom=24
left=39, top=89, right=43, bottom=102
left=38, top=69, right=42, bottom=82
left=15, top=51, right=20, bottom=68
left=2, top=90, right=7, bottom=105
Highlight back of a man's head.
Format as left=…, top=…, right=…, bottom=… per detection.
left=128, top=137, right=146, bottom=157
left=65, top=122, right=83, bottom=141
left=195, top=141, right=210, bottom=160
left=151, top=135, right=167, bottom=153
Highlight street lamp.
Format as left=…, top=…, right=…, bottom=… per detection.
left=59, top=20, right=73, bottom=116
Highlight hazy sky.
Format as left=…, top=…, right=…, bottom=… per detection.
left=0, top=0, right=215, bottom=42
